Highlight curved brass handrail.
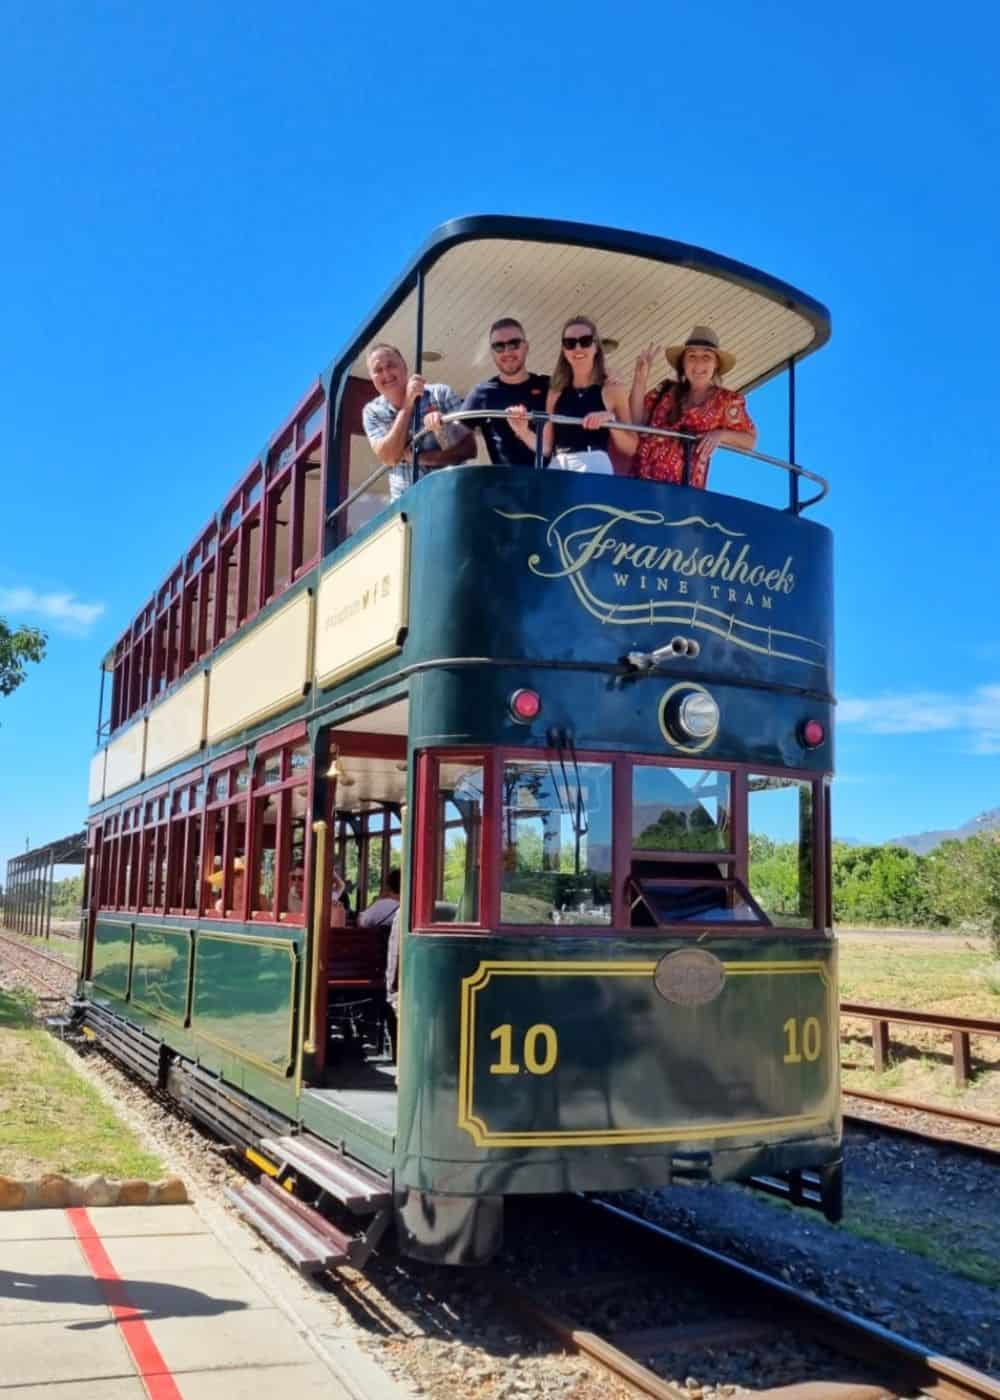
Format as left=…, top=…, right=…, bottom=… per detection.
left=416, top=409, right=829, bottom=510
left=325, top=410, right=829, bottom=524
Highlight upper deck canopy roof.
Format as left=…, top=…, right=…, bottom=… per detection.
left=330, top=215, right=830, bottom=398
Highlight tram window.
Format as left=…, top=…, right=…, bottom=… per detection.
left=632, top=766, right=731, bottom=854
left=367, top=810, right=385, bottom=898
left=203, top=760, right=251, bottom=917
left=434, top=763, right=484, bottom=923
left=249, top=738, right=311, bottom=922
left=630, top=875, right=764, bottom=925
left=500, top=761, right=612, bottom=927
left=301, top=462, right=322, bottom=567
left=747, top=776, right=815, bottom=928
left=254, top=793, right=280, bottom=912
left=242, top=516, right=262, bottom=623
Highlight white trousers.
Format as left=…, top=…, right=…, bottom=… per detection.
left=551, top=448, right=614, bottom=474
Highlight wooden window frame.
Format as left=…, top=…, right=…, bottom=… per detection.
left=202, top=751, right=251, bottom=921
left=137, top=784, right=170, bottom=914
left=248, top=733, right=312, bottom=926
left=411, top=747, right=828, bottom=938
left=413, top=750, right=492, bottom=931
left=165, top=775, right=204, bottom=917
left=215, top=466, right=264, bottom=644
left=180, top=520, right=218, bottom=673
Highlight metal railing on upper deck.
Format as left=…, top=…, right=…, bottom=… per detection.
left=326, top=410, right=829, bottom=527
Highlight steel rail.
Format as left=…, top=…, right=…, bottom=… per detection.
left=845, top=1086, right=1000, bottom=1132
left=416, top=408, right=831, bottom=507
left=0, top=930, right=77, bottom=998
left=582, top=1197, right=1000, bottom=1400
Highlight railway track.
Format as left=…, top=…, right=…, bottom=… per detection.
left=493, top=1196, right=1000, bottom=1399
left=844, top=1089, right=1000, bottom=1162
left=0, top=928, right=78, bottom=998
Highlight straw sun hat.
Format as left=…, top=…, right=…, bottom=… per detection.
left=665, top=326, right=736, bottom=376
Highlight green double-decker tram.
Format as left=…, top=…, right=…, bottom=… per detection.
left=80, top=216, right=840, bottom=1267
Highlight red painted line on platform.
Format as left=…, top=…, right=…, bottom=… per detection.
left=66, top=1207, right=184, bottom=1400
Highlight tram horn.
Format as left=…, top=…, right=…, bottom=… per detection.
left=651, top=636, right=700, bottom=663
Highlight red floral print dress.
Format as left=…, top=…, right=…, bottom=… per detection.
left=633, top=383, right=754, bottom=489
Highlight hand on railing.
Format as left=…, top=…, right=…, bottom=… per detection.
left=410, top=409, right=829, bottom=510
left=326, top=410, right=829, bottom=525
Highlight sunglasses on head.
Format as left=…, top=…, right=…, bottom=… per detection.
left=562, top=333, right=595, bottom=350
left=491, top=337, right=524, bottom=353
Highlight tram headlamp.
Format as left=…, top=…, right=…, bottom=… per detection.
left=677, top=690, right=719, bottom=740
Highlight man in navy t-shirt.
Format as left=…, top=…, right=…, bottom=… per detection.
left=430, top=318, right=549, bottom=466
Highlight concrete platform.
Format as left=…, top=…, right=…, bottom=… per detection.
left=0, top=1202, right=409, bottom=1399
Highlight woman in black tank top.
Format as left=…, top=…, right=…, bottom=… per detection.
left=507, top=316, right=636, bottom=472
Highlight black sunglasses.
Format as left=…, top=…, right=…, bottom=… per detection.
left=491, top=337, right=524, bottom=353
left=562, top=333, right=595, bottom=350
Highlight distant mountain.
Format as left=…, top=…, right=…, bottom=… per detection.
left=887, top=807, right=1000, bottom=856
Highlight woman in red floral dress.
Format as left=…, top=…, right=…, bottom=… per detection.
left=628, top=326, right=756, bottom=489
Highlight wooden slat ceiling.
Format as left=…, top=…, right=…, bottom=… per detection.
left=349, top=236, right=822, bottom=399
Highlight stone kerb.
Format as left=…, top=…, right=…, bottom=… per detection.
left=0, top=1174, right=188, bottom=1210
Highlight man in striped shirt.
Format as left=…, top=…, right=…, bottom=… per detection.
left=362, top=344, right=476, bottom=501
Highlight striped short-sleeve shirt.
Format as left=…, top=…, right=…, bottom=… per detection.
left=363, top=383, right=466, bottom=500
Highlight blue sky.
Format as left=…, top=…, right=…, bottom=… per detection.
left=1, top=0, right=998, bottom=874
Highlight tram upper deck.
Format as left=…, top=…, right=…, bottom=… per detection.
left=90, top=217, right=832, bottom=808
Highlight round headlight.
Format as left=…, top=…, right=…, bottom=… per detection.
left=677, top=690, right=719, bottom=740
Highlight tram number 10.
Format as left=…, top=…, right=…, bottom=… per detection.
left=489, top=1024, right=559, bottom=1076
left=783, top=1016, right=822, bottom=1064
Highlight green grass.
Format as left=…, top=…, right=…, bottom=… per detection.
left=845, top=1199, right=1000, bottom=1289
left=838, top=938, right=1000, bottom=1018
left=0, top=999, right=165, bottom=1180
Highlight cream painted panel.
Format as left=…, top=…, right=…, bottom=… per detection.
left=145, top=672, right=208, bottom=776
left=207, top=590, right=313, bottom=744
left=88, top=748, right=107, bottom=806
left=104, top=721, right=146, bottom=797
left=315, top=517, right=410, bottom=690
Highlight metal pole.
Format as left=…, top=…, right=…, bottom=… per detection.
left=787, top=357, right=799, bottom=514
left=96, top=661, right=107, bottom=745
left=45, top=851, right=55, bottom=940
left=411, top=268, right=425, bottom=487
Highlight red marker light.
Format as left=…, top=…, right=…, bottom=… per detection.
left=509, top=688, right=542, bottom=723
left=801, top=719, right=825, bottom=748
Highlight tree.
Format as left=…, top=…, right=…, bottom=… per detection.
left=0, top=618, right=46, bottom=698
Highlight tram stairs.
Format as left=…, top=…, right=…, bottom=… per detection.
left=74, top=1000, right=392, bottom=1272
left=224, top=1135, right=392, bottom=1274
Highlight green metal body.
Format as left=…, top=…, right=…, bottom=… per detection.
left=81, top=467, right=839, bottom=1231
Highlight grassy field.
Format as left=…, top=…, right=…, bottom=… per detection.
left=0, top=988, right=165, bottom=1180
left=838, top=932, right=1000, bottom=1115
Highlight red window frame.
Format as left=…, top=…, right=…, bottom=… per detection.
left=99, top=384, right=327, bottom=742
left=262, top=387, right=324, bottom=607
left=412, top=750, right=494, bottom=931
left=138, top=785, right=170, bottom=913
left=99, top=807, right=121, bottom=910
left=165, top=774, right=205, bottom=916
left=412, top=747, right=828, bottom=938
left=180, top=520, right=218, bottom=673
left=115, top=801, right=142, bottom=910
left=249, top=723, right=312, bottom=925
left=215, top=467, right=264, bottom=645
left=202, top=750, right=251, bottom=921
